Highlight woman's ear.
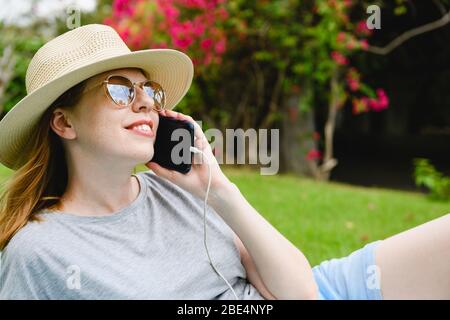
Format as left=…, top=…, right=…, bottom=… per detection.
left=50, top=108, right=77, bottom=140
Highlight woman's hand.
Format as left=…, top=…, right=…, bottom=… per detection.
left=146, top=109, right=233, bottom=201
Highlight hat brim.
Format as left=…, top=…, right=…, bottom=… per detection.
left=0, top=48, right=194, bottom=170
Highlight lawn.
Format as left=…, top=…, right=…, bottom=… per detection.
left=219, top=167, right=449, bottom=266
left=1, top=164, right=449, bottom=266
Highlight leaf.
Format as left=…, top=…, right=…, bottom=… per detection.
left=253, top=51, right=273, bottom=61
left=394, top=5, right=407, bottom=16
left=358, top=83, right=376, bottom=98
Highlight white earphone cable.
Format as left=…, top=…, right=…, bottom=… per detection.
left=190, top=146, right=239, bottom=300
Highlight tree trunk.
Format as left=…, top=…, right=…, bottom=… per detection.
left=280, top=86, right=316, bottom=176
left=309, top=70, right=340, bottom=181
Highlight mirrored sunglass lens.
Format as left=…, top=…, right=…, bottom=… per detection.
left=107, top=76, right=133, bottom=106
left=143, top=81, right=165, bottom=109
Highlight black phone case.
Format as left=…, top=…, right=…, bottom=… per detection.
left=151, top=115, right=195, bottom=174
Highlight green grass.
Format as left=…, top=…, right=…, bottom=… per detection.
left=2, top=164, right=449, bottom=266
left=220, top=167, right=449, bottom=266
left=0, top=164, right=14, bottom=192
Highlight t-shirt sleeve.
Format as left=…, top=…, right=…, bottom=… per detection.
left=0, top=228, right=49, bottom=300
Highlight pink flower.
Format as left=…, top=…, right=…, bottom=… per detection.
left=356, top=21, right=373, bottom=36
left=192, top=23, right=206, bottom=36
left=376, top=89, right=387, bottom=97
left=214, top=39, right=226, bottom=54
left=217, top=7, right=229, bottom=19
left=336, top=32, right=346, bottom=44
left=306, top=149, right=322, bottom=161
left=155, top=41, right=168, bottom=48
left=343, top=0, right=353, bottom=7
left=200, top=38, right=213, bottom=50
left=359, top=89, right=389, bottom=112
left=369, top=89, right=389, bottom=111
left=129, top=32, right=141, bottom=46
left=203, top=52, right=213, bottom=65
left=118, top=27, right=130, bottom=41
left=368, top=98, right=378, bottom=109
left=113, top=0, right=135, bottom=17
left=174, top=37, right=193, bottom=50
left=169, top=24, right=183, bottom=38
left=346, top=68, right=360, bottom=91
left=182, top=0, right=207, bottom=9
left=108, top=0, right=229, bottom=69
left=359, top=39, right=369, bottom=50
left=164, top=5, right=180, bottom=21
left=331, top=51, right=348, bottom=65
left=347, top=79, right=359, bottom=91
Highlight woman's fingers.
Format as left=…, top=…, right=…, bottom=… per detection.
left=146, top=161, right=182, bottom=182
left=163, top=110, right=207, bottom=143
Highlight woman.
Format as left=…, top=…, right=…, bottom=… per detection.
left=0, top=24, right=449, bottom=300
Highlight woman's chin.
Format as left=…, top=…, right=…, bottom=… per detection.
left=125, top=150, right=154, bottom=166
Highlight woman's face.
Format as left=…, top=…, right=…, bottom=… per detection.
left=52, top=68, right=160, bottom=167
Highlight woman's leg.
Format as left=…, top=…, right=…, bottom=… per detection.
left=375, top=213, right=450, bottom=299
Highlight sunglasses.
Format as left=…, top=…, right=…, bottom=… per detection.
left=82, top=74, right=166, bottom=111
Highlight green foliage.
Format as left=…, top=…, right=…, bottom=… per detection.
left=0, top=3, right=112, bottom=115
left=0, top=25, right=46, bottom=113
left=414, top=158, right=450, bottom=201
left=393, top=0, right=407, bottom=15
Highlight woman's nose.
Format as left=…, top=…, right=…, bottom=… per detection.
left=131, top=85, right=156, bottom=113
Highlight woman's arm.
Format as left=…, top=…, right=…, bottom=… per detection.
left=208, top=181, right=318, bottom=300
left=233, top=232, right=277, bottom=300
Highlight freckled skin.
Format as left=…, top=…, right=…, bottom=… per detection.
left=65, top=68, right=160, bottom=165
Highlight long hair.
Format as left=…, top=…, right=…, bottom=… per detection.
left=0, top=80, right=87, bottom=250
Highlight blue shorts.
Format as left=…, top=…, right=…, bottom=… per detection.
left=312, top=240, right=383, bottom=300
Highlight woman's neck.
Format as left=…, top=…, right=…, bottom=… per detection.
left=57, top=175, right=140, bottom=217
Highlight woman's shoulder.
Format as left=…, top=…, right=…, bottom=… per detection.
left=136, top=169, right=202, bottom=203
left=0, top=218, right=55, bottom=299
left=2, top=217, right=52, bottom=259
left=137, top=169, right=180, bottom=189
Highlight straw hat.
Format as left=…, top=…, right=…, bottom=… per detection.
left=0, top=24, right=194, bottom=170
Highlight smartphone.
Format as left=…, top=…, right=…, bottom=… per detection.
left=150, top=114, right=195, bottom=174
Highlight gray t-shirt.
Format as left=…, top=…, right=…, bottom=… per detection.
left=0, top=170, right=265, bottom=300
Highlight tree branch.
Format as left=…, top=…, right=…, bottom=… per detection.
left=367, top=9, right=450, bottom=55
left=433, top=0, right=447, bottom=16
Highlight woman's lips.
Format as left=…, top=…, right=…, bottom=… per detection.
left=125, top=127, right=155, bottom=138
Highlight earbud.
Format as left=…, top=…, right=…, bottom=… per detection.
left=189, top=146, right=202, bottom=154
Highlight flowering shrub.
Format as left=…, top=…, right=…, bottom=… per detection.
left=324, top=1, right=390, bottom=115
left=105, top=0, right=229, bottom=74
left=105, top=0, right=391, bottom=178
